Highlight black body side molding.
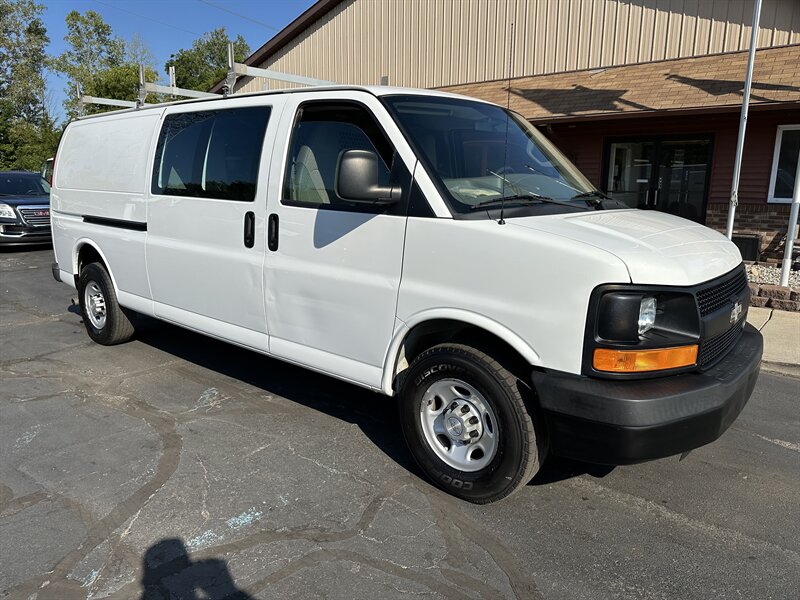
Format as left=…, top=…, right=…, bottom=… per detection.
left=82, top=215, right=147, bottom=231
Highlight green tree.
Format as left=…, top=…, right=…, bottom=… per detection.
left=84, top=63, right=160, bottom=107
left=165, top=28, right=249, bottom=92
left=0, top=0, right=52, bottom=169
left=52, top=10, right=126, bottom=117
left=5, top=112, right=61, bottom=171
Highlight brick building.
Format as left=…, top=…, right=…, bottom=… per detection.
left=216, top=0, right=800, bottom=259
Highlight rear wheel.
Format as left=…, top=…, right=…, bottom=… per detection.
left=78, top=262, right=135, bottom=345
left=399, top=343, right=546, bottom=503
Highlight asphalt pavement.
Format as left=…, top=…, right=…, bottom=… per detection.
left=1, top=248, right=799, bottom=600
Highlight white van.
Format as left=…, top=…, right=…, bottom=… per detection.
left=50, top=86, right=762, bottom=503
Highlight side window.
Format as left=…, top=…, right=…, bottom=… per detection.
left=283, top=102, right=394, bottom=209
left=152, top=106, right=271, bottom=201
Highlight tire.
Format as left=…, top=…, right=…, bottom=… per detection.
left=399, top=343, right=545, bottom=503
left=77, top=262, right=136, bottom=345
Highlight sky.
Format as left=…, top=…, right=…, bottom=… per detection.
left=40, top=0, right=317, bottom=121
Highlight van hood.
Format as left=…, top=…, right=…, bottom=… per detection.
left=508, top=209, right=742, bottom=286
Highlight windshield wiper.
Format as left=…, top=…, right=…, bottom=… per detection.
left=471, top=193, right=590, bottom=211
left=569, top=190, right=629, bottom=210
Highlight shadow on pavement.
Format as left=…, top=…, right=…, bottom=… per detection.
left=0, top=243, right=52, bottom=253
left=133, top=315, right=418, bottom=475
left=132, top=315, right=605, bottom=488
left=141, top=538, right=252, bottom=600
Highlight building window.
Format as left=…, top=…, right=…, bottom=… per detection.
left=768, top=125, right=800, bottom=203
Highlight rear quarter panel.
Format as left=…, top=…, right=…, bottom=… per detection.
left=52, top=110, right=162, bottom=301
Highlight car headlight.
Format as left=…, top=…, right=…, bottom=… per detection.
left=638, top=296, right=656, bottom=335
left=588, top=288, right=700, bottom=375
left=0, top=203, right=15, bottom=220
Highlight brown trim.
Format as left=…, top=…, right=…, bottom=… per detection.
left=528, top=101, right=800, bottom=126
left=209, top=0, right=345, bottom=93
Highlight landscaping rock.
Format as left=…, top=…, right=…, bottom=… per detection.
left=759, top=285, right=792, bottom=300
left=750, top=296, right=769, bottom=308
left=767, top=298, right=800, bottom=311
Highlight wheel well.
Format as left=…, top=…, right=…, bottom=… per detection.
left=77, top=244, right=104, bottom=275
left=394, top=319, right=533, bottom=390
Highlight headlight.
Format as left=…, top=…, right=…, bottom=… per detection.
left=588, top=288, right=700, bottom=375
left=0, top=203, right=15, bottom=219
left=638, top=296, right=656, bottom=335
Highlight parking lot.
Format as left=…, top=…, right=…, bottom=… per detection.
left=1, top=247, right=799, bottom=600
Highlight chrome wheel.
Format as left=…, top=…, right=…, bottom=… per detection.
left=84, top=280, right=107, bottom=330
left=419, top=378, right=498, bottom=472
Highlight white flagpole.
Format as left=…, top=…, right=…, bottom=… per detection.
left=726, top=0, right=763, bottom=239
left=779, top=153, right=800, bottom=287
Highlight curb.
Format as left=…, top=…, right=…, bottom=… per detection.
left=760, top=361, right=800, bottom=379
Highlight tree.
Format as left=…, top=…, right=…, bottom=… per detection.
left=4, top=113, right=61, bottom=171
left=84, top=63, right=160, bottom=106
left=165, top=28, right=249, bottom=92
left=0, top=0, right=49, bottom=123
left=52, top=10, right=126, bottom=117
left=126, top=32, right=156, bottom=69
left=0, top=0, right=52, bottom=169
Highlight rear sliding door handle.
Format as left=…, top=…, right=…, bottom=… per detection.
left=268, top=213, right=279, bottom=251
left=243, top=211, right=255, bottom=248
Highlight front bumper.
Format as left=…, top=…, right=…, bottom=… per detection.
left=0, top=223, right=51, bottom=245
left=532, top=323, right=763, bottom=465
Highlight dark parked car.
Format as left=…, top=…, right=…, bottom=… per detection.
left=0, top=171, right=52, bottom=246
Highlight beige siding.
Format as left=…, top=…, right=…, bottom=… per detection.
left=233, top=0, right=800, bottom=94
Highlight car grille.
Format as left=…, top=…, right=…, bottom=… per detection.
left=699, top=322, right=744, bottom=367
left=696, top=265, right=748, bottom=316
left=18, top=207, right=50, bottom=227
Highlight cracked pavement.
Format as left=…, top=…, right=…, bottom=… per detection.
left=1, top=248, right=799, bottom=599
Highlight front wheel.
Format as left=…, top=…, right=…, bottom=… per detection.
left=77, top=262, right=136, bottom=345
left=399, top=343, right=546, bottom=503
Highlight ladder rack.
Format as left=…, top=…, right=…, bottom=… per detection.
left=76, top=43, right=338, bottom=116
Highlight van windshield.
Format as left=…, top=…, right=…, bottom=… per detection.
left=382, top=95, right=597, bottom=216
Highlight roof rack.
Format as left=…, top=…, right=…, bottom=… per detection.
left=77, top=44, right=338, bottom=117
left=77, top=65, right=218, bottom=116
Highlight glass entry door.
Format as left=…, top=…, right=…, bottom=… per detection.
left=606, top=137, right=712, bottom=223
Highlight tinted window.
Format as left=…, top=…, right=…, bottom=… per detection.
left=152, top=106, right=271, bottom=201
left=0, top=173, right=50, bottom=196
left=773, top=128, right=799, bottom=199
left=283, top=102, right=394, bottom=209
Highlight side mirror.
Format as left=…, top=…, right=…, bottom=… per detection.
left=335, top=149, right=401, bottom=204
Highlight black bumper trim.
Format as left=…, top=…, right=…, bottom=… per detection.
left=532, top=323, right=763, bottom=465
left=51, top=261, right=60, bottom=282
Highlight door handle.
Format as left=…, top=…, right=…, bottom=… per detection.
left=268, top=213, right=279, bottom=251
left=653, top=190, right=659, bottom=206
left=243, top=211, right=255, bottom=248
left=644, top=190, right=650, bottom=207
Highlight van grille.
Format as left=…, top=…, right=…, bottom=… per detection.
left=18, top=206, right=50, bottom=227
left=696, top=266, right=748, bottom=316
left=700, top=323, right=744, bottom=367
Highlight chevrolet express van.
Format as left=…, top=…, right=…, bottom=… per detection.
left=50, top=87, right=762, bottom=503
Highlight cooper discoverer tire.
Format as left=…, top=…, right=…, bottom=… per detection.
left=399, top=343, right=545, bottom=503
left=78, top=262, right=136, bottom=345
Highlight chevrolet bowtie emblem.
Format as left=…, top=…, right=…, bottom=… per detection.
left=730, top=300, right=743, bottom=324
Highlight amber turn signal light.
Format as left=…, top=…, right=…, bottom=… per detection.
left=593, top=345, right=698, bottom=373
